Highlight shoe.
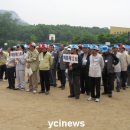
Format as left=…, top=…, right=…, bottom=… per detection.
left=102, top=92, right=107, bottom=95
left=86, top=92, right=90, bottom=96
left=80, top=91, right=85, bottom=94
left=122, top=87, right=126, bottom=90
left=58, top=86, right=62, bottom=88
left=6, top=86, right=11, bottom=89
left=68, top=95, right=74, bottom=98
left=20, top=88, right=25, bottom=91
left=13, top=88, right=19, bottom=90
left=61, top=87, right=65, bottom=90
left=54, top=84, right=57, bottom=87
left=39, top=91, right=45, bottom=94
left=116, top=88, right=120, bottom=92
left=45, top=91, right=49, bottom=95
left=88, top=97, right=95, bottom=101
left=108, top=94, right=112, bottom=98
left=75, top=96, right=79, bottom=99
left=26, top=89, right=32, bottom=92
left=33, top=90, right=37, bottom=94
left=95, top=98, right=100, bottom=102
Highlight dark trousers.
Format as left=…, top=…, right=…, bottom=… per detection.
left=39, top=70, right=50, bottom=92
left=121, top=71, right=127, bottom=88
left=68, top=72, right=80, bottom=98
left=0, top=64, right=7, bottom=80
left=57, top=63, right=61, bottom=80
left=7, top=67, right=15, bottom=89
left=102, top=73, right=114, bottom=94
left=59, top=69, right=66, bottom=87
left=89, top=77, right=101, bottom=98
left=50, top=68, right=57, bottom=86
left=80, top=68, right=90, bottom=93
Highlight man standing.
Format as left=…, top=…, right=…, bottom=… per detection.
left=39, top=44, right=53, bottom=95
left=102, top=45, right=119, bottom=97
left=68, top=45, right=82, bottom=99
left=0, top=48, right=7, bottom=81
left=119, top=45, right=130, bottom=90
left=26, top=42, right=39, bottom=93
left=112, top=45, right=122, bottom=92
left=58, top=44, right=67, bottom=90
left=49, top=45, right=58, bottom=87
left=88, top=45, right=104, bottom=102
left=80, top=44, right=90, bottom=95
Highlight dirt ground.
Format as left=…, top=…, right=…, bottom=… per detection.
left=0, top=80, right=130, bottom=130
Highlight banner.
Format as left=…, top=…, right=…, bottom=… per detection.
left=10, top=51, right=23, bottom=58
left=63, top=54, right=78, bottom=63
left=105, top=42, right=110, bottom=46
left=49, top=34, right=56, bottom=41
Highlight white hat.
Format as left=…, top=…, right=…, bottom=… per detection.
left=29, top=42, right=36, bottom=47
left=67, top=48, right=71, bottom=51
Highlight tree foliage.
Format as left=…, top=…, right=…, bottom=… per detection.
left=0, top=11, right=129, bottom=48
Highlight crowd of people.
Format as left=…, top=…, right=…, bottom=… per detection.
left=0, top=42, right=130, bottom=102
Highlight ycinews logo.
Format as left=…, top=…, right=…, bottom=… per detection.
left=48, top=119, right=86, bottom=129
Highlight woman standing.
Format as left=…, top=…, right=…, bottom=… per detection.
left=15, top=45, right=26, bottom=90
left=68, top=45, right=82, bottom=99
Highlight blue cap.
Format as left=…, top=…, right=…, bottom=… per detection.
left=82, top=44, right=90, bottom=48
left=101, top=45, right=109, bottom=53
left=92, top=45, right=99, bottom=50
left=99, top=45, right=104, bottom=51
left=71, top=44, right=78, bottom=49
left=113, top=44, right=118, bottom=49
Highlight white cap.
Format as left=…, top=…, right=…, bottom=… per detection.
left=29, top=42, right=36, bottom=47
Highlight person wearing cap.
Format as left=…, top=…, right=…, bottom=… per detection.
left=39, top=44, right=53, bottom=95
left=88, top=45, right=104, bottom=102
left=68, top=45, right=82, bottom=99
left=78, top=44, right=83, bottom=55
left=49, top=45, right=58, bottom=87
left=6, top=47, right=16, bottom=89
left=26, top=42, right=39, bottom=93
left=58, top=44, right=67, bottom=90
left=15, top=45, right=26, bottom=90
left=0, top=48, right=8, bottom=81
left=112, top=44, right=122, bottom=92
left=102, top=45, right=119, bottom=97
left=80, top=44, right=90, bottom=95
left=36, top=44, right=43, bottom=84
left=119, top=45, right=130, bottom=90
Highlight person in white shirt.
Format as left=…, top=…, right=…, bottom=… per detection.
left=112, top=45, right=122, bottom=92
left=119, top=45, right=130, bottom=90
left=88, top=45, right=104, bottom=102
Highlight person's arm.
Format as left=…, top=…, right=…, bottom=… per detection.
left=100, top=55, right=104, bottom=71
left=111, top=54, right=119, bottom=65
left=26, top=52, right=39, bottom=63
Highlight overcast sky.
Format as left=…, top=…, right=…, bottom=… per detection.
left=0, top=0, right=130, bottom=28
